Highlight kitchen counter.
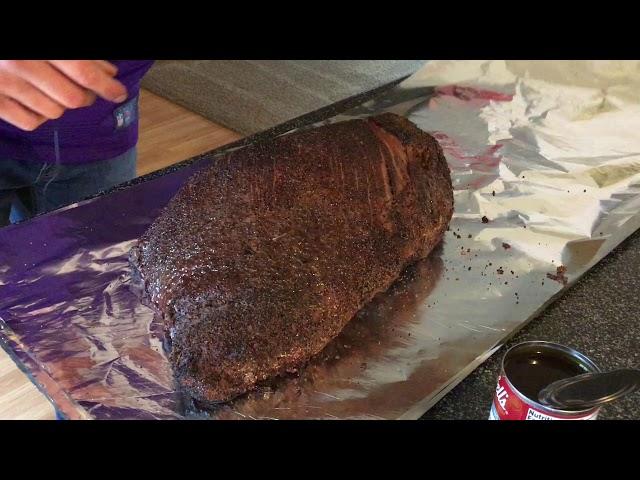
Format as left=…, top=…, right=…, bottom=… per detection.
left=103, top=77, right=640, bottom=419
left=12, top=76, right=640, bottom=420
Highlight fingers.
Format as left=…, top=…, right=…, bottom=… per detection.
left=0, top=69, right=65, bottom=119
left=0, top=60, right=124, bottom=132
left=95, top=60, right=118, bottom=76
left=0, top=94, right=47, bottom=131
left=49, top=60, right=127, bottom=103
left=1, top=60, right=94, bottom=109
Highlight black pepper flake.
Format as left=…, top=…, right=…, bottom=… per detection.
left=455, top=278, right=459, bottom=281
left=467, top=248, right=470, bottom=253
left=468, top=266, right=472, bottom=271
left=489, top=262, right=493, bottom=266
left=510, top=270, right=514, bottom=275
left=502, top=242, right=511, bottom=250
left=468, top=234, right=472, bottom=238
left=583, top=189, right=587, bottom=193
left=497, top=267, right=504, bottom=274
left=505, top=281, right=508, bottom=285
left=492, top=190, right=496, bottom=196
left=481, top=216, right=489, bottom=224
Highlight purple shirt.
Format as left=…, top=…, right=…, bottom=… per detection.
left=0, top=60, right=154, bottom=164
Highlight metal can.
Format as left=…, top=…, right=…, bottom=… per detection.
left=489, top=341, right=602, bottom=420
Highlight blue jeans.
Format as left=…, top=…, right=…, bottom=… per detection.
left=0, top=148, right=137, bottom=227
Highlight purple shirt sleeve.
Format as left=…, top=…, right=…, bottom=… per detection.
left=0, top=60, right=155, bottom=165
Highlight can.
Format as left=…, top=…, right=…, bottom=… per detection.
left=489, top=341, right=602, bottom=420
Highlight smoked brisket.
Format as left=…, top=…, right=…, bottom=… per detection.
left=129, top=113, right=454, bottom=404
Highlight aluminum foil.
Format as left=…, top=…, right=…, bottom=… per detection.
left=2, top=60, right=640, bottom=420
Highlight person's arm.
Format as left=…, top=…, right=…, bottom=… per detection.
left=0, top=60, right=128, bottom=131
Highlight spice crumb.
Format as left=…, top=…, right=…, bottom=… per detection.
left=481, top=216, right=489, bottom=224
left=546, top=265, right=568, bottom=286
left=492, top=191, right=496, bottom=196
left=502, top=242, right=511, bottom=250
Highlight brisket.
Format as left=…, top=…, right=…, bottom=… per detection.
left=129, top=113, right=454, bottom=404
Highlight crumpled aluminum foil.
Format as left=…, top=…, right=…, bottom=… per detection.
left=2, top=60, right=640, bottom=419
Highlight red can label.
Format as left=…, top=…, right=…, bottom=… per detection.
left=489, top=374, right=598, bottom=420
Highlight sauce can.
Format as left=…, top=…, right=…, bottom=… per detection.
left=489, top=341, right=602, bottom=420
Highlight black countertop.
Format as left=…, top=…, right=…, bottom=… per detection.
left=86, top=78, right=640, bottom=420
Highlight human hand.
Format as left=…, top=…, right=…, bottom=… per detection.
left=0, top=60, right=128, bottom=131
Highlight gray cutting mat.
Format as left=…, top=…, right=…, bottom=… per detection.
left=141, top=60, right=426, bottom=134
